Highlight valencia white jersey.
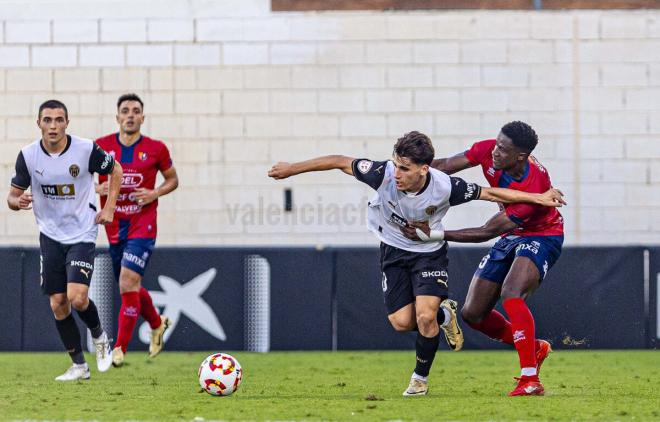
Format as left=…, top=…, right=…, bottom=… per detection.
left=11, top=135, right=115, bottom=244
left=352, top=159, right=481, bottom=253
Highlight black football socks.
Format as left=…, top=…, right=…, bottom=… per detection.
left=414, top=332, right=440, bottom=377
left=76, top=299, right=103, bottom=338
left=55, top=313, right=85, bottom=364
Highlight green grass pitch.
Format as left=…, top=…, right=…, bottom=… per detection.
left=1, top=350, right=658, bottom=421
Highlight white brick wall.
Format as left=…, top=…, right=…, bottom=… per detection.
left=80, top=46, right=124, bottom=67
left=100, top=19, right=147, bottom=42
left=223, top=43, right=269, bottom=65
left=0, top=4, right=659, bottom=246
left=147, top=19, right=194, bottom=42
left=175, top=45, right=221, bottom=67
left=32, top=46, right=77, bottom=67
left=6, top=20, right=50, bottom=44
left=53, top=20, right=98, bottom=43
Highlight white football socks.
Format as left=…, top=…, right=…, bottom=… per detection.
left=441, top=307, right=451, bottom=328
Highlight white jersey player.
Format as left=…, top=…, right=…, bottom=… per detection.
left=7, top=100, right=123, bottom=381
left=268, top=131, right=564, bottom=397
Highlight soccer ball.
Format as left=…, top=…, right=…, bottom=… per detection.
left=198, top=353, right=243, bottom=396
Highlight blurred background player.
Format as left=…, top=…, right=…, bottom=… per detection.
left=7, top=99, right=122, bottom=380
left=427, top=121, right=563, bottom=396
left=96, top=93, right=179, bottom=367
left=268, top=131, right=565, bottom=396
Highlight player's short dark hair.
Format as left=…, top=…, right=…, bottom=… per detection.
left=117, top=93, right=144, bottom=110
left=393, top=131, right=435, bottom=166
left=38, top=99, right=68, bottom=120
left=501, top=121, right=538, bottom=153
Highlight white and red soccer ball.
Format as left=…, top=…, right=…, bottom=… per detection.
left=198, top=353, right=243, bottom=396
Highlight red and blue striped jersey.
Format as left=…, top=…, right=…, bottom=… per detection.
left=97, top=133, right=173, bottom=244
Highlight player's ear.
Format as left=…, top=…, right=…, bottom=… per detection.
left=420, top=164, right=430, bottom=174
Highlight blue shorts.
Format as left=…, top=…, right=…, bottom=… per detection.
left=474, top=235, right=563, bottom=284
left=108, top=238, right=156, bottom=281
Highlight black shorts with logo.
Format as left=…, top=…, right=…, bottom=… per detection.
left=39, top=233, right=95, bottom=295
left=379, top=242, right=450, bottom=314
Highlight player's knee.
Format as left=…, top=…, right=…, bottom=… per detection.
left=388, top=315, right=415, bottom=332
left=119, top=272, right=141, bottom=293
left=68, top=293, right=89, bottom=310
left=49, top=299, right=69, bottom=316
left=460, top=306, right=482, bottom=325
left=500, top=287, right=524, bottom=301
left=415, top=311, right=437, bottom=332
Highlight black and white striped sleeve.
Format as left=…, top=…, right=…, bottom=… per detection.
left=11, top=151, right=30, bottom=190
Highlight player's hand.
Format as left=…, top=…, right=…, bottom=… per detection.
left=539, top=188, right=566, bottom=207
left=133, top=188, right=158, bottom=206
left=18, top=192, right=33, bottom=210
left=268, top=162, right=294, bottom=180
left=95, top=208, right=114, bottom=225
left=95, top=181, right=109, bottom=196
left=399, top=221, right=427, bottom=241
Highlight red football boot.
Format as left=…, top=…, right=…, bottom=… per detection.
left=535, top=340, right=552, bottom=375
left=509, top=375, right=545, bottom=397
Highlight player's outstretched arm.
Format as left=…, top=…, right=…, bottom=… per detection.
left=443, top=211, right=518, bottom=243
left=96, top=162, right=123, bottom=225
left=403, top=211, right=518, bottom=244
left=431, top=152, right=474, bottom=175
left=268, top=155, right=354, bottom=179
left=479, top=187, right=566, bottom=207
left=7, top=186, right=32, bottom=211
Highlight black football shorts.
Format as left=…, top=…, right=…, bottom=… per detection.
left=379, top=242, right=450, bottom=314
left=39, top=233, right=96, bottom=295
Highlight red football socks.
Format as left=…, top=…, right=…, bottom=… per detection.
left=468, top=309, right=546, bottom=355
left=467, top=309, right=514, bottom=345
left=115, top=291, right=140, bottom=353
left=139, top=287, right=161, bottom=330
left=502, top=297, right=537, bottom=370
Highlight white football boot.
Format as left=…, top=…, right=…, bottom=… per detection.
left=55, top=363, right=90, bottom=381
left=403, top=377, right=429, bottom=396
left=92, top=331, right=113, bottom=372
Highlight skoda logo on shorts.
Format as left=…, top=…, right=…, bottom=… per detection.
left=69, top=164, right=80, bottom=177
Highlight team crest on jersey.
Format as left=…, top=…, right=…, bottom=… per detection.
left=487, top=167, right=495, bottom=176
left=69, top=164, right=80, bottom=177
left=357, top=160, right=372, bottom=174
left=138, top=151, right=148, bottom=161
left=425, top=205, right=438, bottom=216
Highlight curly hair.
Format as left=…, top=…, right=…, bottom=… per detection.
left=501, top=121, right=538, bottom=153
left=393, top=131, right=435, bottom=165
